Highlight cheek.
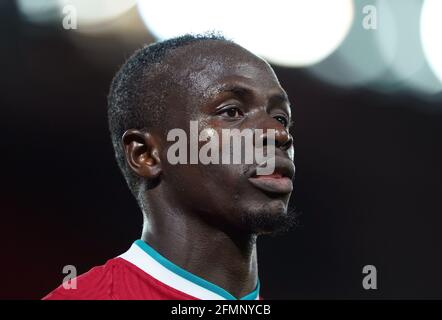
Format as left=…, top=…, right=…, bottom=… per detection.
left=195, top=164, right=250, bottom=214
left=199, top=164, right=244, bottom=192
left=161, top=162, right=243, bottom=209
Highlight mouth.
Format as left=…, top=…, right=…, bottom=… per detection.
left=247, top=157, right=295, bottom=195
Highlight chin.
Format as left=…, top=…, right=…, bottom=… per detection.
left=239, top=198, right=296, bottom=235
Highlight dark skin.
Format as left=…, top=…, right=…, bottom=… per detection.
left=122, top=40, right=294, bottom=299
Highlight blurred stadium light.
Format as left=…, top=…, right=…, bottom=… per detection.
left=308, top=0, right=396, bottom=89
left=136, top=0, right=355, bottom=67
left=420, top=0, right=442, bottom=89
left=309, top=0, right=442, bottom=95
left=17, top=0, right=137, bottom=32
left=15, top=0, right=442, bottom=99
left=17, top=0, right=61, bottom=23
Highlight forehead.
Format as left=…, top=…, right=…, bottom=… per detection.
left=165, top=41, right=283, bottom=99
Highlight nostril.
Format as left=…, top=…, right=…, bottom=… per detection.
left=278, top=133, right=293, bottom=151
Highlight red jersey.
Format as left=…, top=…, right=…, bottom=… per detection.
left=43, top=240, right=260, bottom=300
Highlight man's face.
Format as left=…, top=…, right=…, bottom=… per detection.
left=158, top=41, right=295, bottom=234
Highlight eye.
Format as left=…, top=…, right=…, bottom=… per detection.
left=274, top=115, right=288, bottom=127
left=220, top=106, right=243, bottom=118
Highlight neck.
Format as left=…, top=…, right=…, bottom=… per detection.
left=140, top=197, right=258, bottom=299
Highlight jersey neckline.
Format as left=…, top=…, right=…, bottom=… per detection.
left=119, top=239, right=260, bottom=300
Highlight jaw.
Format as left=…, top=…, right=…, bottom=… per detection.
left=229, top=195, right=294, bottom=235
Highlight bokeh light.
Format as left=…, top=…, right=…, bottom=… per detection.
left=137, top=0, right=354, bottom=67
left=420, top=0, right=442, bottom=88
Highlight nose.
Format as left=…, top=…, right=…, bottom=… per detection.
left=275, top=127, right=293, bottom=151
left=254, top=116, right=293, bottom=151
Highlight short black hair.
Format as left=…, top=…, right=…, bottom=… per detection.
left=107, top=32, right=230, bottom=198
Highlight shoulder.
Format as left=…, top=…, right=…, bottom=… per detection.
left=42, top=257, right=126, bottom=300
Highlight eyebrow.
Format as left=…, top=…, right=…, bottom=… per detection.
left=211, top=84, right=253, bottom=98
left=210, top=83, right=291, bottom=106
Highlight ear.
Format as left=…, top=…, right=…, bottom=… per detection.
left=122, top=129, right=162, bottom=180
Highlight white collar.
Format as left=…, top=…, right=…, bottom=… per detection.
left=119, top=240, right=260, bottom=300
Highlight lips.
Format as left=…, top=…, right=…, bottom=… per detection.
left=248, top=157, right=295, bottom=195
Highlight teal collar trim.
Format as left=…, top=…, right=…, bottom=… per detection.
left=134, top=239, right=260, bottom=300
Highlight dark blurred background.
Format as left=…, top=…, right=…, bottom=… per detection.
left=1, top=0, right=441, bottom=299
